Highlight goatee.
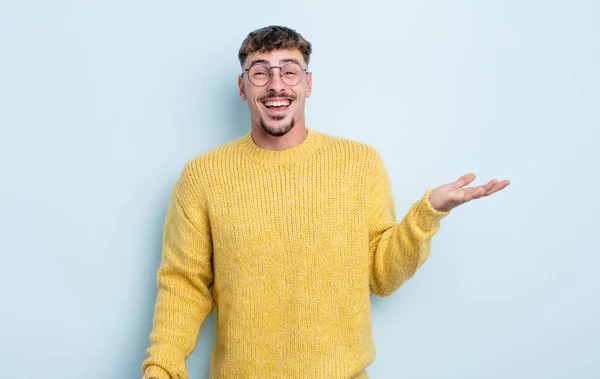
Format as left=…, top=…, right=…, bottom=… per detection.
left=259, top=117, right=296, bottom=137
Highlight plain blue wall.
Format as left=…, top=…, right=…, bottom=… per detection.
left=1, top=1, right=598, bottom=378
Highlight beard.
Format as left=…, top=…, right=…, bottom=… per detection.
left=259, top=116, right=296, bottom=137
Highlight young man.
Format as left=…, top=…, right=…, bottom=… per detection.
left=142, top=25, right=510, bottom=379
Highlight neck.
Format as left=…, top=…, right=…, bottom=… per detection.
left=250, top=122, right=308, bottom=151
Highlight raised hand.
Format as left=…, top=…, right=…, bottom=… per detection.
left=427, top=173, right=510, bottom=213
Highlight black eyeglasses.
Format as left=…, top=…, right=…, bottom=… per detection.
left=242, top=62, right=307, bottom=87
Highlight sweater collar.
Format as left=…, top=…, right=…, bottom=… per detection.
left=238, top=127, right=323, bottom=164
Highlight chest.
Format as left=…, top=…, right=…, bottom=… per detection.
left=205, top=163, right=368, bottom=250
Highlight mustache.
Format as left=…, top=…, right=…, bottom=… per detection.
left=259, top=94, right=296, bottom=102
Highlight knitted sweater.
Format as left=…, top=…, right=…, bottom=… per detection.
left=142, top=128, right=450, bottom=379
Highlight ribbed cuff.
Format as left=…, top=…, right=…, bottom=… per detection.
left=143, top=364, right=171, bottom=379
left=411, top=189, right=450, bottom=231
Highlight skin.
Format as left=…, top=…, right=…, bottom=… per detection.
left=148, top=48, right=510, bottom=379
left=237, top=49, right=510, bottom=211
left=238, top=49, right=312, bottom=151
left=428, top=173, right=511, bottom=212
left=148, top=51, right=313, bottom=379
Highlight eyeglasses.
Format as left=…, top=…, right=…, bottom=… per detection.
left=242, top=62, right=307, bottom=87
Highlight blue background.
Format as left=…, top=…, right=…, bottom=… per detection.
left=1, top=1, right=598, bottom=378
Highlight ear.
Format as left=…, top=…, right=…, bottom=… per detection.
left=238, top=75, right=247, bottom=101
left=305, top=72, right=313, bottom=98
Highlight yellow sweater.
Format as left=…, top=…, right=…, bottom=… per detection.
left=142, top=128, right=450, bottom=379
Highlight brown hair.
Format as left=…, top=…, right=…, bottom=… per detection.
left=238, top=25, right=312, bottom=68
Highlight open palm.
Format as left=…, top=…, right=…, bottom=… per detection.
left=428, top=173, right=511, bottom=212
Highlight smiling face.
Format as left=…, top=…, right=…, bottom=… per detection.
left=238, top=49, right=312, bottom=137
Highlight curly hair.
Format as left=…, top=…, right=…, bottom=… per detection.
left=238, top=25, right=312, bottom=68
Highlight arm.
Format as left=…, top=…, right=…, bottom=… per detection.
left=367, top=151, right=450, bottom=297
left=142, top=161, right=214, bottom=379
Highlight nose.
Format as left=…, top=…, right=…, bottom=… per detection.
left=265, top=68, right=286, bottom=92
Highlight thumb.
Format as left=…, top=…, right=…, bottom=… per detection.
left=452, top=173, right=476, bottom=189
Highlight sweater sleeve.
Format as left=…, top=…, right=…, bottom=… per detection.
left=142, top=161, right=215, bottom=379
left=367, top=150, right=450, bottom=297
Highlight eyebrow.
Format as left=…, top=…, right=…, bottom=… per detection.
left=246, top=57, right=303, bottom=69
left=280, top=58, right=301, bottom=65
left=246, top=59, right=270, bottom=68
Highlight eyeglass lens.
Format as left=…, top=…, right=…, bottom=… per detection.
left=247, top=63, right=304, bottom=86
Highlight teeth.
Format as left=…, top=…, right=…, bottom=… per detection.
left=264, top=100, right=291, bottom=107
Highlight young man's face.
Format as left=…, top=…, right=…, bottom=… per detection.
left=238, top=49, right=312, bottom=137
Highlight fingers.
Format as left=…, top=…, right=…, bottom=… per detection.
left=453, top=176, right=511, bottom=206
left=453, top=173, right=476, bottom=189
left=466, top=179, right=511, bottom=200
left=486, top=180, right=510, bottom=196
left=462, top=187, right=478, bottom=202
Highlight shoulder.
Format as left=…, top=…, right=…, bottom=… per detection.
left=316, top=130, right=382, bottom=165
left=172, top=137, right=244, bottom=197
left=181, top=135, right=247, bottom=176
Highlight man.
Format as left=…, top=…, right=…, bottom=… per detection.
left=142, top=25, right=510, bottom=379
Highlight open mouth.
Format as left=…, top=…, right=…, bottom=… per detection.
left=262, top=98, right=292, bottom=112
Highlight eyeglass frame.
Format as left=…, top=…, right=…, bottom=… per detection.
left=241, top=62, right=309, bottom=87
